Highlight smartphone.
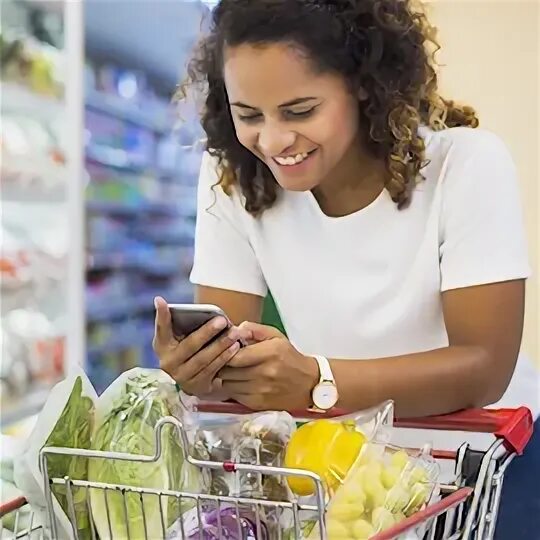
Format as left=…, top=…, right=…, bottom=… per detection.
left=167, top=303, right=232, bottom=342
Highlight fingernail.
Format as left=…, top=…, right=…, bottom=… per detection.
left=154, top=297, right=159, bottom=309
left=213, top=316, right=227, bottom=330
left=229, top=341, right=240, bottom=353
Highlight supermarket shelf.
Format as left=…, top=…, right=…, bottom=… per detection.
left=0, top=383, right=56, bottom=429
left=87, top=331, right=149, bottom=356
left=89, top=252, right=184, bottom=275
left=0, top=82, right=64, bottom=122
left=86, top=89, right=171, bottom=133
left=86, top=200, right=180, bottom=216
left=86, top=153, right=150, bottom=174
left=86, top=286, right=193, bottom=322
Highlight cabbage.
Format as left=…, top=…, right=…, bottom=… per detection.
left=89, top=369, right=202, bottom=540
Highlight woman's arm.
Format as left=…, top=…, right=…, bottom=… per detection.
left=196, top=285, right=263, bottom=326
left=221, top=279, right=526, bottom=416
left=332, top=279, right=525, bottom=417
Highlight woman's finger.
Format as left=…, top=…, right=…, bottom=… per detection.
left=226, top=341, right=269, bottom=368
left=188, top=341, right=240, bottom=386
left=163, top=325, right=238, bottom=384
left=154, top=296, right=173, bottom=345
left=238, top=321, right=283, bottom=341
left=218, top=366, right=258, bottom=381
left=181, top=316, right=229, bottom=355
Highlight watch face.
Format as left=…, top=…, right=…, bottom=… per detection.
left=313, top=382, right=338, bottom=410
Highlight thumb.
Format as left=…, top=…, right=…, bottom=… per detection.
left=154, top=296, right=173, bottom=342
left=238, top=321, right=283, bottom=343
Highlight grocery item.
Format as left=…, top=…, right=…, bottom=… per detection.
left=193, top=410, right=295, bottom=501
left=166, top=504, right=269, bottom=539
left=319, top=444, right=439, bottom=540
left=88, top=368, right=203, bottom=540
left=14, top=369, right=97, bottom=540
left=284, top=419, right=366, bottom=497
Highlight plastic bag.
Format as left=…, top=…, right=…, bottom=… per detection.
left=317, top=442, right=440, bottom=540
left=166, top=504, right=269, bottom=540
left=14, top=367, right=97, bottom=540
left=283, top=400, right=394, bottom=501
left=88, top=368, right=205, bottom=540
left=192, top=410, right=296, bottom=501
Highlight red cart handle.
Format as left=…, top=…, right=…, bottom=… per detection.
left=197, top=402, right=533, bottom=455
left=0, top=496, right=27, bottom=518
left=395, top=407, right=533, bottom=454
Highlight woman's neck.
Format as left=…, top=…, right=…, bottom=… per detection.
left=312, top=139, right=387, bottom=218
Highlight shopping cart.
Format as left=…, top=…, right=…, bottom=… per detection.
left=0, top=403, right=533, bottom=540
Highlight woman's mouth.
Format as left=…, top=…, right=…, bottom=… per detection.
left=272, top=149, right=317, bottom=170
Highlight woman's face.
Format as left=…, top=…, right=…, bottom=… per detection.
left=223, top=42, right=361, bottom=192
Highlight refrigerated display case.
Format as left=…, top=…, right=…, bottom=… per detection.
left=1, top=0, right=85, bottom=429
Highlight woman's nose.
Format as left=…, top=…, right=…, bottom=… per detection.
left=257, top=122, right=296, bottom=157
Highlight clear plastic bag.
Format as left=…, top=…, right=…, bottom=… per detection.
left=191, top=410, right=296, bottom=501
left=14, top=368, right=97, bottom=540
left=318, top=442, right=440, bottom=540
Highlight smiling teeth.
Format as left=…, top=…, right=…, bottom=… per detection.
left=274, top=152, right=309, bottom=166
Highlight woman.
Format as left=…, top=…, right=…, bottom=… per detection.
left=154, top=0, right=538, bottom=537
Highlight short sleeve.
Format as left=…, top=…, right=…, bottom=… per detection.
left=189, top=152, right=267, bottom=296
left=439, top=129, right=531, bottom=291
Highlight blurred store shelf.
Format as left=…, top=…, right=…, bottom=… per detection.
left=0, top=82, right=64, bottom=121
left=86, top=89, right=171, bottom=133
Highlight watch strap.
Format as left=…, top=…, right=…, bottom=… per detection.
left=313, top=354, right=335, bottom=384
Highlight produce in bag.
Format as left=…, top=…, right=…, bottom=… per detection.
left=191, top=410, right=296, bottom=539
left=192, top=410, right=296, bottom=501
left=284, top=419, right=366, bottom=497
left=166, top=504, right=269, bottom=539
left=283, top=401, right=392, bottom=499
left=14, top=369, right=97, bottom=540
left=313, top=443, right=439, bottom=540
left=88, top=368, right=204, bottom=540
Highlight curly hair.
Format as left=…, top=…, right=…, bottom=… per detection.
left=179, top=0, right=479, bottom=214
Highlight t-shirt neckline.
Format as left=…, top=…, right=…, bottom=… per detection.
left=305, top=186, right=388, bottom=222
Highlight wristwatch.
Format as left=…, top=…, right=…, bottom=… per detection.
left=309, top=355, right=339, bottom=412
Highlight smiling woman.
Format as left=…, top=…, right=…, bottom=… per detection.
left=159, top=0, right=535, bottom=423
left=153, top=1, right=536, bottom=536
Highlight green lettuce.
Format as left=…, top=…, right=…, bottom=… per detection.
left=89, top=371, right=202, bottom=540
left=43, top=376, right=94, bottom=540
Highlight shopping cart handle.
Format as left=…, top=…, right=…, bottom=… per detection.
left=395, top=407, right=534, bottom=454
left=0, top=496, right=27, bottom=519
left=197, top=402, right=533, bottom=454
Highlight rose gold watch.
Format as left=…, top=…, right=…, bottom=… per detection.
left=308, top=355, right=338, bottom=412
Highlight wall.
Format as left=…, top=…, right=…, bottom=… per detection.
left=427, top=0, right=539, bottom=364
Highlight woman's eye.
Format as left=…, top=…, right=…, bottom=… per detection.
left=287, top=108, right=316, bottom=118
left=238, top=113, right=263, bottom=123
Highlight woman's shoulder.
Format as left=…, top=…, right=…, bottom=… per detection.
left=420, top=125, right=513, bottom=164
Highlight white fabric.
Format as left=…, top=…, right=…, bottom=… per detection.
left=191, top=126, right=539, bottom=432
left=313, top=354, right=335, bottom=383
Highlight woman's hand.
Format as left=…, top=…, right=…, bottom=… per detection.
left=219, top=322, right=319, bottom=410
left=153, top=296, right=241, bottom=397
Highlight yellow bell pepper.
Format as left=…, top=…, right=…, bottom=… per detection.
left=284, top=419, right=366, bottom=496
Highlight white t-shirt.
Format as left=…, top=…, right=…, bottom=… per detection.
left=190, top=126, right=538, bottom=438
